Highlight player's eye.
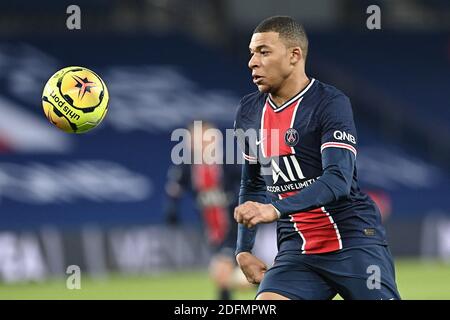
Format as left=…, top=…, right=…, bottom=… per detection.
left=261, top=51, right=270, bottom=56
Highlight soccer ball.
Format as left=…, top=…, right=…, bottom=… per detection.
left=42, top=66, right=109, bottom=133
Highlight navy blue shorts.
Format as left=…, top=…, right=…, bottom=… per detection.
left=257, top=244, right=401, bottom=300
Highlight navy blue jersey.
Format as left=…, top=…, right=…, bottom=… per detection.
left=234, top=78, right=387, bottom=254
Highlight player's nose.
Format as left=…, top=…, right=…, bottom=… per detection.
left=248, top=54, right=259, bottom=69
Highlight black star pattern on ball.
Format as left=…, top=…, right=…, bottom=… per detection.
left=72, top=75, right=96, bottom=100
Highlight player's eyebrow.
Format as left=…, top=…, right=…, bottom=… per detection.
left=249, top=45, right=271, bottom=53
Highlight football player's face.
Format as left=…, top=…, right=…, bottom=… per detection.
left=188, top=122, right=218, bottom=163
left=248, top=32, right=292, bottom=93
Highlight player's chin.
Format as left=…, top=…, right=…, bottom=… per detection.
left=255, top=83, right=271, bottom=93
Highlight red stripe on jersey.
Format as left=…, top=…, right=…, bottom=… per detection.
left=261, top=99, right=300, bottom=157
left=280, top=191, right=342, bottom=254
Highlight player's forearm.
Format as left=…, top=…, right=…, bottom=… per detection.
left=236, top=185, right=266, bottom=255
left=272, top=148, right=354, bottom=218
left=239, top=160, right=267, bottom=204
left=236, top=189, right=266, bottom=254
left=235, top=223, right=258, bottom=255
left=271, top=179, right=336, bottom=217
left=239, top=188, right=266, bottom=204
left=235, top=161, right=267, bottom=254
left=273, top=178, right=343, bottom=217
left=235, top=179, right=267, bottom=255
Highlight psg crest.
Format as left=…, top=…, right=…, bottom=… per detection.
left=285, top=128, right=299, bottom=147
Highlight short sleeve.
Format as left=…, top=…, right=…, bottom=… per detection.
left=320, top=94, right=357, bottom=158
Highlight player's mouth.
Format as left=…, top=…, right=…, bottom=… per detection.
left=252, top=75, right=264, bottom=84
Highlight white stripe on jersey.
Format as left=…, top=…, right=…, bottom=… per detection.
left=322, top=206, right=343, bottom=250
left=321, top=142, right=357, bottom=157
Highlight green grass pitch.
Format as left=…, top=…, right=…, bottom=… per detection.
left=0, top=259, right=448, bottom=300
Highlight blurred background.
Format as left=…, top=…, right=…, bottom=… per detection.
left=0, top=0, right=449, bottom=299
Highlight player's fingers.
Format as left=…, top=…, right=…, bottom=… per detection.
left=234, top=207, right=239, bottom=221
left=235, top=206, right=246, bottom=223
left=244, top=272, right=258, bottom=285
left=239, top=267, right=253, bottom=283
left=253, top=274, right=264, bottom=284
left=248, top=272, right=263, bottom=284
left=246, top=215, right=260, bottom=228
left=245, top=221, right=255, bottom=228
left=235, top=204, right=251, bottom=223
left=240, top=213, right=251, bottom=225
left=242, top=212, right=256, bottom=228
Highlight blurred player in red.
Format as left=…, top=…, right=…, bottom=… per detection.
left=164, top=121, right=249, bottom=300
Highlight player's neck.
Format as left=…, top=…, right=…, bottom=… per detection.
left=269, top=73, right=310, bottom=107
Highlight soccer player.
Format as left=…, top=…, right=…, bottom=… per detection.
left=233, top=16, right=401, bottom=300
left=164, top=121, right=250, bottom=300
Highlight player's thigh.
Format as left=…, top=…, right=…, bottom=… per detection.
left=257, top=254, right=337, bottom=300
left=321, top=245, right=401, bottom=300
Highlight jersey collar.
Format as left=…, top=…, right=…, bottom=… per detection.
left=267, top=78, right=315, bottom=112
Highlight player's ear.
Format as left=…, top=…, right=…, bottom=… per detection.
left=290, top=47, right=302, bottom=65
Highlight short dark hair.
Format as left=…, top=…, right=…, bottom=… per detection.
left=254, top=16, right=308, bottom=61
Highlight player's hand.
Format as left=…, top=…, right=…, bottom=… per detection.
left=234, top=201, right=278, bottom=228
left=236, top=252, right=267, bottom=285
